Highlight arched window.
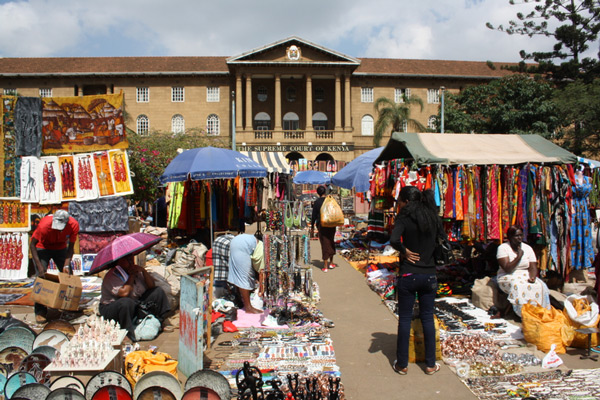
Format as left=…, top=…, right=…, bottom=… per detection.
left=283, top=112, right=299, bottom=130
left=207, top=114, right=220, bottom=136
left=254, top=112, right=271, bottom=130
left=361, top=115, right=374, bottom=136
left=428, top=115, right=437, bottom=130
left=312, top=112, right=328, bottom=130
left=171, top=114, right=185, bottom=134
left=137, top=115, right=149, bottom=136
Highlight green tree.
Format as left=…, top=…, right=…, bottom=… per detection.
left=441, top=75, right=561, bottom=135
left=373, top=95, right=425, bottom=147
left=553, top=78, right=600, bottom=156
left=487, top=0, right=600, bottom=82
left=127, top=127, right=228, bottom=202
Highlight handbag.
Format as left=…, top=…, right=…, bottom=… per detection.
left=433, top=231, right=454, bottom=266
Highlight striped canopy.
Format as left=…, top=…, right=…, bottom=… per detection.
left=240, top=151, right=291, bottom=174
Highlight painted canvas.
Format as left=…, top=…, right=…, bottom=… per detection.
left=82, top=254, right=96, bottom=273
left=41, top=93, right=127, bottom=154
left=20, top=156, right=42, bottom=203
left=93, top=151, right=115, bottom=197
left=15, top=97, right=42, bottom=157
left=0, top=232, right=28, bottom=280
left=0, top=198, right=30, bottom=232
left=39, top=156, right=62, bottom=204
left=73, top=153, right=99, bottom=201
left=58, top=155, right=77, bottom=202
left=108, top=149, right=133, bottom=196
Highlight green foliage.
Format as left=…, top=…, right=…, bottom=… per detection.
left=373, top=95, right=425, bottom=147
left=487, top=0, right=600, bottom=82
left=127, top=127, right=229, bottom=201
left=553, top=78, right=600, bottom=156
left=441, top=75, right=561, bottom=135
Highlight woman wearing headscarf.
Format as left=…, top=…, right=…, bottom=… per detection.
left=390, top=186, right=441, bottom=375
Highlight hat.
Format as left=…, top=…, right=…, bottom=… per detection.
left=51, top=210, right=69, bottom=230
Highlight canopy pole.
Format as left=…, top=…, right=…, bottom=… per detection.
left=209, top=183, right=214, bottom=248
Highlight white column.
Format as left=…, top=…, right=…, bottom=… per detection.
left=245, top=74, right=252, bottom=130
left=305, top=75, right=313, bottom=131
left=335, top=74, right=342, bottom=130
left=275, top=74, right=282, bottom=130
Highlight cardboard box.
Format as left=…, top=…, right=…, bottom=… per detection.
left=31, top=272, right=82, bottom=311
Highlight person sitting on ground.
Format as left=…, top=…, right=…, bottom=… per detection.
left=226, top=232, right=265, bottom=314
left=496, top=225, right=551, bottom=318
left=99, top=254, right=171, bottom=341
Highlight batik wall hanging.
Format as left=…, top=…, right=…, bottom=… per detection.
left=41, top=93, right=128, bottom=154
left=38, top=156, right=62, bottom=204
left=15, top=97, right=42, bottom=157
left=0, top=198, right=30, bottom=232
left=58, top=155, right=77, bottom=202
left=108, top=149, right=133, bottom=196
left=19, top=156, right=42, bottom=203
left=92, top=151, right=115, bottom=197
left=68, top=197, right=129, bottom=233
left=0, top=232, right=28, bottom=281
left=2, top=96, right=17, bottom=197
left=73, top=153, right=99, bottom=201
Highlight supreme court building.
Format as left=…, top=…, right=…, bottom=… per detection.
left=0, top=36, right=514, bottom=163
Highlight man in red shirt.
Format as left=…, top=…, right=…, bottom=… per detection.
left=30, top=209, right=80, bottom=323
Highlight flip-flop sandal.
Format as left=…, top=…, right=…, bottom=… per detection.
left=393, top=361, right=407, bottom=375
left=425, top=363, right=441, bottom=375
left=328, top=264, right=337, bottom=269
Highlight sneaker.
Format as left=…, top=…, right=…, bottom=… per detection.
left=393, top=360, right=407, bottom=375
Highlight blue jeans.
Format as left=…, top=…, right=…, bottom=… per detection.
left=396, top=273, right=437, bottom=369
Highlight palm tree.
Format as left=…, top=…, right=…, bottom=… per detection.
left=373, top=95, right=425, bottom=147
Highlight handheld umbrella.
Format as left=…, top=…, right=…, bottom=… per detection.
left=88, top=232, right=162, bottom=275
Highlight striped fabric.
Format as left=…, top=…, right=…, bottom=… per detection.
left=240, top=151, right=291, bottom=174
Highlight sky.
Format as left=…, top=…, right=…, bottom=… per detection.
left=0, top=0, right=596, bottom=63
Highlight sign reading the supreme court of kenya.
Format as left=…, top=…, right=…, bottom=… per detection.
left=238, top=144, right=354, bottom=152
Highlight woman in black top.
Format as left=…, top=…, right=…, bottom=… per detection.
left=310, top=186, right=337, bottom=272
left=390, top=185, right=441, bottom=375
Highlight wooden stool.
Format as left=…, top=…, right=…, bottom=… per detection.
left=575, top=327, right=599, bottom=361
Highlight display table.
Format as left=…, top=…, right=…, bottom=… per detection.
left=44, top=349, right=121, bottom=385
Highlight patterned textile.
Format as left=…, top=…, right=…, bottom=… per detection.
left=15, top=97, right=42, bottom=157
left=42, top=93, right=127, bottom=154
left=2, top=96, right=17, bottom=197
left=570, top=175, right=594, bottom=270
left=68, top=197, right=129, bottom=233
left=213, top=233, right=234, bottom=282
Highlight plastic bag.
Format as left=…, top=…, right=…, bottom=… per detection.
left=320, top=195, right=344, bottom=228
left=521, top=304, right=568, bottom=354
left=562, top=294, right=599, bottom=348
left=134, top=314, right=161, bottom=341
left=124, top=350, right=178, bottom=385
left=541, top=344, right=563, bottom=369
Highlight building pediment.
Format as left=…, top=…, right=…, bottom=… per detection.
left=227, top=36, right=360, bottom=66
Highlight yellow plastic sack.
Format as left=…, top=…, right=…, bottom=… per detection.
left=408, top=317, right=442, bottom=363
left=521, top=304, right=569, bottom=354
left=125, top=350, right=178, bottom=385
left=320, top=195, right=344, bottom=228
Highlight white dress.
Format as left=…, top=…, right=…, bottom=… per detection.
left=496, top=242, right=550, bottom=317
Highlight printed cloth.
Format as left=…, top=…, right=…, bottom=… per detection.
left=213, top=233, right=234, bottom=282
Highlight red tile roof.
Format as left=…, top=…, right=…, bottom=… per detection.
left=0, top=55, right=518, bottom=78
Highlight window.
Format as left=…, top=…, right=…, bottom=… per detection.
left=312, top=112, right=328, bottom=130
left=361, top=115, right=374, bottom=136
left=136, top=87, right=149, bottom=102
left=257, top=86, right=268, bottom=102
left=394, top=88, right=410, bottom=103
left=172, top=114, right=185, bottom=134
left=137, top=115, right=149, bottom=136
left=3, top=88, right=16, bottom=96
left=427, top=88, right=440, bottom=104
left=428, top=115, right=437, bottom=130
left=361, top=87, right=373, bottom=103
left=283, top=112, right=299, bottom=130
left=39, top=88, right=52, bottom=97
left=314, top=87, right=325, bottom=103
left=207, top=114, right=220, bottom=135
left=172, top=86, right=184, bottom=102
left=254, top=112, right=271, bottom=130
left=207, top=87, right=219, bottom=102
left=286, top=86, right=296, bottom=102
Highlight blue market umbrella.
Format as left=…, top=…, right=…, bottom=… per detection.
left=293, top=170, right=331, bottom=185
left=160, top=146, right=267, bottom=183
left=331, top=147, right=383, bottom=192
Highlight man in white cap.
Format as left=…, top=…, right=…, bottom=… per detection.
left=30, top=209, right=80, bottom=323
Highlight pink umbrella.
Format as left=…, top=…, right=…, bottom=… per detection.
left=88, top=232, right=162, bottom=275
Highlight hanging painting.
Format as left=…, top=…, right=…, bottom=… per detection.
left=20, top=156, right=42, bottom=203
left=39, top=156, right=62, bottom=204
left=93, top=151, right=115, bottom=197
left=58, top=155, right=77, bottom=202
left=82, top=254, right=97, bottom=273
left=15, top=97, right=43, bottom=157
left=2, top=96, right=18, bottom=198
left=68, top=197, right=129, bottom=233
left=41, top=93, right=127, bottom=154
left=0, top=198, right=30, bottom=232
left=73, top=153, right=99, bottom=201
left=108, top=149, right=133, bottom=196
left=0, top=232, right=28, bottom=281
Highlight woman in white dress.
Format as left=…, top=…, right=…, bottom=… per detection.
left=496, top=225, right=550, bottom=317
